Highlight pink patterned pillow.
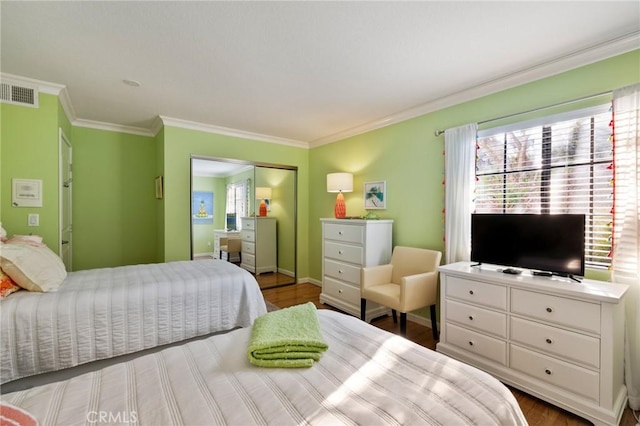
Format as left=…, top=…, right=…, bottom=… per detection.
left=0, top=269, right=21, bottom=299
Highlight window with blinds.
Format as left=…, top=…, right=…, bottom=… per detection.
left=475, top=104, right=614, bottom=269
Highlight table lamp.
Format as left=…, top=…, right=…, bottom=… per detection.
left=327, top=173, right=353, bottom=218
left=256, top=187, right=272, bottom=217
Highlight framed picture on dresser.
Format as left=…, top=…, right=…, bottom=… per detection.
left=364, top=180, right=386, bottom=209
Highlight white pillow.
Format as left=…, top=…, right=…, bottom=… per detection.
left=0, top=242, right=67, bottom=292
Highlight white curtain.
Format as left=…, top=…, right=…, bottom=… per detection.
left=612, top=83, right=640, bottom=411
left=444, top=123, right=478, bottom=264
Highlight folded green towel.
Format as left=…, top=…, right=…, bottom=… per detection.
left=247, top=302, right=329, bottom=368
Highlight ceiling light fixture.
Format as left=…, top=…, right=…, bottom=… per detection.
left=122, top=79, right=141, bottom=87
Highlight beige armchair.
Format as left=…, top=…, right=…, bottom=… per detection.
left=219, top=238, right=242, bottom=264
left=361, top=246, right=442, bottom=339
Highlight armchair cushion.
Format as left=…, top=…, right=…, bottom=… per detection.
left=361, top=246, right=442, bottom=314
left=361, top=264, right=393, bottom=290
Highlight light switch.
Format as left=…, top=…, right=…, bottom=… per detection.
left=28, top=214, right=39, bottom=227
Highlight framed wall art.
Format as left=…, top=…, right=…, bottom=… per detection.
left=364, top=180, right=386, bottom=209
left=192, top=191, right=214, bottom=224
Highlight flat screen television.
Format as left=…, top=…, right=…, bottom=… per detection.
left=471, top=213, right=585, bottom=277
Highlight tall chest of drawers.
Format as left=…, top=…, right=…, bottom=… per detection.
left=240, top=217, right=277, bottom=274
left=320, top=218, right=393, bottom=321
left=437, top=262, right=629, bottom=426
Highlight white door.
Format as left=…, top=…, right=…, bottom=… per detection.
left=59, top=129, right=72, bottom=271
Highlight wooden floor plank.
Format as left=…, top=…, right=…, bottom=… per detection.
left=262, top=282, right=638, bottom=426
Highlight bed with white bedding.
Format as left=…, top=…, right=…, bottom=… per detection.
left=0, top=260, right=266, bottom=385
left=1, top=309, right=527, bottom=425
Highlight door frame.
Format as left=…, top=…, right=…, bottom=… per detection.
left=59, top=128, right=72, bottom=270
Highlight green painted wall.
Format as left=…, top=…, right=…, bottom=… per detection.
left=70, top=126, right=157, bottom=270
left=1, top=94, right=60, bottom=249
left=161, top=126, right=310, bottom=279
left=307, top=49, right=640, bottom=287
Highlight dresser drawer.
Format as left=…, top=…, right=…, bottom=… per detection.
left=324, top=241, right=364, bottom=265
left=243, top=253, right=256, bottom=267
left=241, top=230, right=255, bottom=243
left=445, top=299, right=507, bottom=338
left=323, top=277, right=360, bottom=306
left=510, top=317, right=600, bottom=369
left=242, top=241, right=255, bottom=255
left=446, top=323, right=507, bottom=365
left=510, top=344, right=599, bottom=401
left=241, top=218, right=255, bottom=230
left=511, top=289, right=600, bottom=334
left=324, top=259, right=361, bottom=285
left=324, top=223, right=364, bottom=244
left=445, top=277, right=507, bottom=311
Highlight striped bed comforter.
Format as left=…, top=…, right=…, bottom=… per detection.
left=1, top=310, right=527, bottom=425
left=0, top=260, right=266, bottom=385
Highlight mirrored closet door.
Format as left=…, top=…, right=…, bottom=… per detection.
left=190, top=156, right=297, bottom=289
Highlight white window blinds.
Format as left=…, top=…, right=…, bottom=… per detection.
left=475, top=104, right=614, bottom=269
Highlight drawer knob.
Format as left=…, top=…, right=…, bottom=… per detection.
left=546, top=307, right=553, bottom=313
left=338, top=270, right=343, bottom=274
left=338, top=289, right=343, bottom=294
left=338, top=250, right=343, bottom=255
left=338, top=231, right=343, bottom=235
left=469, top=290, right=474, bottom=295
left=545, top=369, right=552, bottom=375
left=468, top=315, right=474, bottom=321
left=468, top=341, right=474, bottom=346
left=545, top=338, right=553, bottom=344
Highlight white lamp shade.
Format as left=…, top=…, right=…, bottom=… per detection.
left=327, top=173, right=353, bottom=193
left=255, top=187, right=272, bottom=199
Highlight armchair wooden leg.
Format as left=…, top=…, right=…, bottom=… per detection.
left=430, top=304, right=439, bottom=340
left=400, top=313, right=407, bottom=336
left=360, top=299, right=366, bottom=321
left=392, top=309, right=397, bottom=323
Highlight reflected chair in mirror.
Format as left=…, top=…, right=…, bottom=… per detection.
left=219, top=238, right=242, bottom=264
left=360, top=246, right=442, bottom=339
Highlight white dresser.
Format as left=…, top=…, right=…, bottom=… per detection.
left=320, top=218, right=393, bottom=321
left=437, top=262, right=629, bottom=426
left=240, top=217, right=277, bottom=274
left=213, top=230, right=240, bottom=261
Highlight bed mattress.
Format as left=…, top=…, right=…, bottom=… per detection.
left=1, top=309, right=527, bottom=425
left=0, top=260, right=266, bottom=384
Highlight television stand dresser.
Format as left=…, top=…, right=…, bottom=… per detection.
left=437, top=262, right=629, bottom=426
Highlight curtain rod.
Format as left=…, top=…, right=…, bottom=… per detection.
left=434, top=90, right=612, bottom=137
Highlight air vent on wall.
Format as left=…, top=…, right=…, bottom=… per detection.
left=1, top=81, right=38, bottom=107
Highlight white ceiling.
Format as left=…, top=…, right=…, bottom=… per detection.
left=1, top=1, right=638, bottom=147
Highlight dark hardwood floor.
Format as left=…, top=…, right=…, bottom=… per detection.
left=262, top=283, right=638, bottom=426
left=254, top=272, right=296, bottom=289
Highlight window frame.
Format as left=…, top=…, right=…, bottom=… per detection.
left=475, top=104, right=614, bottom=270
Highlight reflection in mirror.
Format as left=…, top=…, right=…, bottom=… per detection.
left=190, top=157, right=297, bottom=289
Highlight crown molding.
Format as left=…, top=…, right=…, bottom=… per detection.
left=158, top=116, right=308, bottom=148
left=73, top=118, right=155, bottom=137
left=58, top=87, right=77, bottom=124
left=308, top=31, right=640, bottom=148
